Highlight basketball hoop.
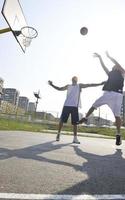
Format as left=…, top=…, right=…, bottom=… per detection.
left=13, top=26, right=38, bottom=47
left=21, top=26, right=38, bottom=47
left=21, top=26, right=38, bottom=39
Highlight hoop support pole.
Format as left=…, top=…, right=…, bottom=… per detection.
left=0, top=28, right=11, bottom=34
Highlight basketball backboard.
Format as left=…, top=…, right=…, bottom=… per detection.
left=1, top=0, right=28, bottom=52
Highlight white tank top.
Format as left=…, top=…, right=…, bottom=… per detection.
left=64, top=84, right=81, bottom=108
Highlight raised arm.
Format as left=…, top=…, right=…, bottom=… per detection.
left=48, top=80, right=68, bottom=91
left=94, top=53, right=109, bottom=75
left=79, top=81, right=105, bottom=89
left=106, top=51, right=125, bottom=74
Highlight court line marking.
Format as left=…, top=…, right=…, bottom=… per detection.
left=0, top=193, right=125, bottom=199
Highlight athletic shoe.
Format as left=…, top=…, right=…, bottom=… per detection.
left=73, top=138, right=80, bottom=144
left=116, top=134, right=122, bottom=145
left=56, top=134, right=60, bottom=141
left=78, top=117, right=88, bottom=124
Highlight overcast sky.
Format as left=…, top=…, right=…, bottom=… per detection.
left=0, top=0, right=125, bottom=121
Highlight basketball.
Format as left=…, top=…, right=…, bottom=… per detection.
left=80, top=27, right=88, bottom=35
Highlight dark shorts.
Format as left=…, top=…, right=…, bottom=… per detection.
left=60, top=106, right=79, bottom=125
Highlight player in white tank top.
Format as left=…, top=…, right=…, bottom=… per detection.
left=48, top=76, right=104, bottom=143
left=64, top=84, right=81, bottom=108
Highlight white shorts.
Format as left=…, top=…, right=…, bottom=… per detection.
left=92, top=91, right=123, bottom=117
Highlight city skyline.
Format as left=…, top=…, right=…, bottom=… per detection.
left=1, top=76, right=125, bottom=125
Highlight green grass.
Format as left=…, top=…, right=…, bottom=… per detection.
left=0, top=118, right=47, bottom=132
left=0, top=118, right=125, bottom=139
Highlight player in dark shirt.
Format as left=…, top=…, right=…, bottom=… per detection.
left=79, top=52, right=125, bottom=145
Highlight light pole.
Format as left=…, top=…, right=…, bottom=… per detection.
left=34, top=90, right=41, bottom=116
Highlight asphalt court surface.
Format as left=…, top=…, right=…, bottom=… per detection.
left=0, top=131, right=125, bottom=199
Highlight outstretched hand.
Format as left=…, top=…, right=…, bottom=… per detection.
left=93, top=53, right=101, bottom=58
left=48, top=80, right=53, bottom=85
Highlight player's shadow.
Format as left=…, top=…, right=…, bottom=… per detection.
left=57, top=146, right=125, bottom=194
left=0, top=141, right=81, bottom=170
left=0, top=140, right=68, bottom=159
left=0, top=139, right=125, bottom=194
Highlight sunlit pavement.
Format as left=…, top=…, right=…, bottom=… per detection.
left=0, top=131, right=125, bottom=199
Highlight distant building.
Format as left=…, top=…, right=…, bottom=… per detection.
left=35, top=111, right=55, bottom=121
left=28, top=102, right=36, bottom=112
left=2, top=88, right=19, bottom=106
left=87, top=116, right=112, bottom=126
left=1, top=100, right=25, bottom=115
left=18, top=96, right=29, bottom=112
